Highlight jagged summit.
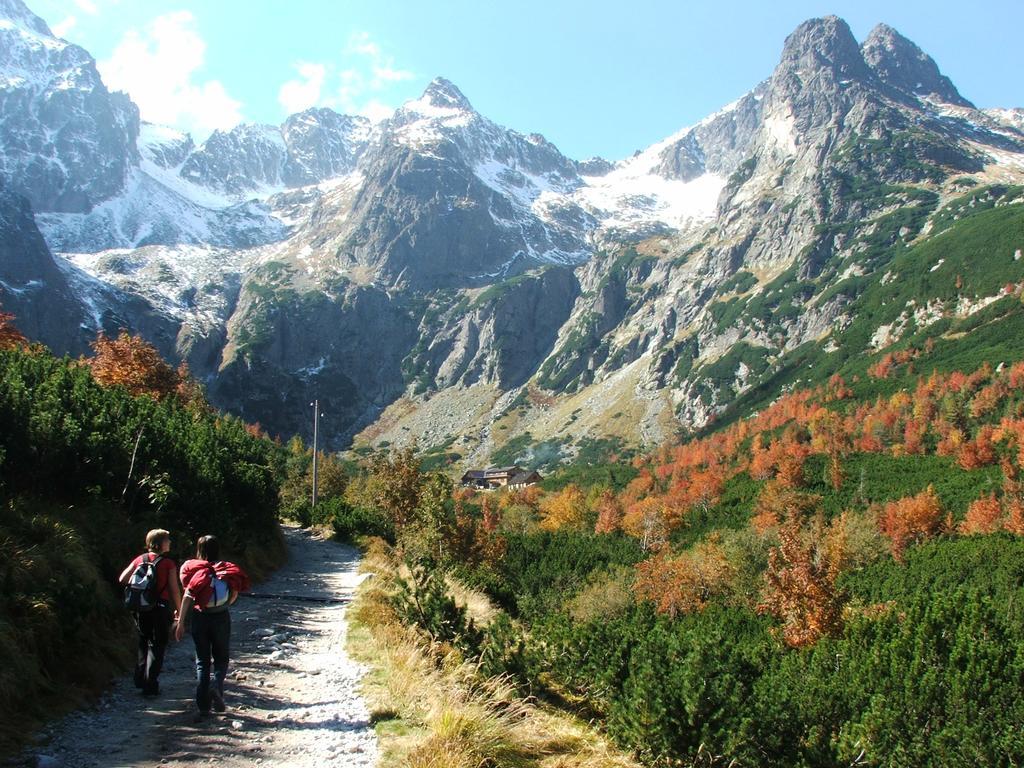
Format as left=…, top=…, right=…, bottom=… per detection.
left=0, top=0, right=51, bottom=36
left=3, top=0, right=1024, bottom=452
left=776, top=16, right=873, bottom=82
left=861, top=23, right=972, bottom=107
left=419, top=77, right=475, bottom=112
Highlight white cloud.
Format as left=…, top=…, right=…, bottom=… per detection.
left=347, top=32, right=380, bottom=59
left=275, top=31, right=412, bottom=122
left=358, top=99, right=397, bottom=123
left=73, top=0, right=99, bottom=15
left=98, top=11, right=243, bottom=139
left=51, top=15, right=77, bottom=38
left=278, top=62, right=327, bottom=114
left=334, top=32, right=414, bottom=119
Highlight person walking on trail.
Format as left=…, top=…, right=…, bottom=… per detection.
left=118, top=528, right=181, bottom=697
left=175, top=535, right=250, bottom=721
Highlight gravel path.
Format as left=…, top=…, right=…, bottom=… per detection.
left=24, top=526, right=379, bottom=768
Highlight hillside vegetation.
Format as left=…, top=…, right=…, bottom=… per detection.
left=0, top=320, right=286, bottom=753
left=334, top=350, right=1024, bottom=766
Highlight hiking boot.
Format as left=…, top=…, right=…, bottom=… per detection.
left=210, top=689, right=226, bottom=713
left=192, top=710, right=209, bottom=724
left=142, top=684, right=160, bottom=697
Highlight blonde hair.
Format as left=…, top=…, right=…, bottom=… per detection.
left=145, top=529, right=170, bottom=552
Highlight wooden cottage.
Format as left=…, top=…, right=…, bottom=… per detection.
left=460, top=465, right=542, bottom=490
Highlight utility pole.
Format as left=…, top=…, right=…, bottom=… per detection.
left=310, top=399, right=321, bottom=513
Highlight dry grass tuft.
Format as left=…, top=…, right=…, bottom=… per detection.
left=445, top=575, right=499, bottom=627
left=347, top=537, right=641, bottom=768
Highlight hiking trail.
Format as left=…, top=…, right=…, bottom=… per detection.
left=25, top=526, right=379, bottom=768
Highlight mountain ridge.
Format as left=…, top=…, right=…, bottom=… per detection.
left=1, top=1, right=1023, bottom=461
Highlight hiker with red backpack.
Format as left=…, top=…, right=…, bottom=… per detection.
left=174, top=535, right=250, bottom=720
left=118, top=528, right=182, bottom=697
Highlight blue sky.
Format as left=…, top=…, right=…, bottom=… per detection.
left=27, top=0, right=1024, bottom=161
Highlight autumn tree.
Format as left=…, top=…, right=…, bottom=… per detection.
left=539, top=483, right=588, bottom=531
left=959, top=493, right=1003, bottom=535
left=1004, top=500, right=1024, bottom=536
left=0, top=310, right=28, bottom=350
left=758, top=512, right=846, bottom=648
left=633, top=539, right=734, bottom=618
left=810, top=409, right=850, bottom=490
left=878, top=485, right=944, bottom=561
left=87, top=331, right=178, bottom=399
left=957, top=425, right=997, bottom=470
left=594, top=489, right=624, bottom=534
left=369, top=447, right=423, bottom=531
left=776, top=453, right=806, bottom=489
left=683, top=465, right=726, bottom=510
left=480, top=494, right=501, bottom=533
left=622, top=496, right=670, bottom=552
left=750, top=481, right=821, bottom=534
left=174, top=362, right=211, bottom=414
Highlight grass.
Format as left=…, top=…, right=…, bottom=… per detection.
left=0, top=499, right=136, bottom=757
left=347, top=538, right=641, bottom=768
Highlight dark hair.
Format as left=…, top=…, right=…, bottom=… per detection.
left=196, top=535, right=220, bottom=563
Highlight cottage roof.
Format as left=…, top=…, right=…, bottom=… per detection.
left=483, top=466, right=522, bottom=477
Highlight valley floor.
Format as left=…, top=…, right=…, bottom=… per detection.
left=22, top=526, right=378, bottom=768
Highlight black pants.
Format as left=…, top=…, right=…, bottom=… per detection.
left=190, top=609, right=230, bottom=713
left=134, top=603, right=172, bottom=693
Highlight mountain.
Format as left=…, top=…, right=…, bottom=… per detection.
left=1, top=2, right=1023, bottom=461
left=0, top=0, right=138, bottom=213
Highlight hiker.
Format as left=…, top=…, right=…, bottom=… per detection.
left=175, top=535, right=250, bottom=720
left=118, top=528, right=181, bottom=697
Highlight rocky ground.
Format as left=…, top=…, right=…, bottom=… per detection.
left=21, top=527, right=378, bottom=768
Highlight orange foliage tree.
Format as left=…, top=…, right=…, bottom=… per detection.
left=539, top=483, right=588, bottom=531
left=758, top=513, right=846, bottom=648
left=1004, top=500, right=1024, bottom=536
left=594, top=489, right=624, bottom=534
left=750, top=481, right=821, bottom=534
left=621, top=497, right=671, bottom=552
left=0, top=310, right=28, bottom=350
left=810, top=409, right=850, bottom=490
left=877, top=485, right=944, bottom=561
left=959, top=493, right=1003, bottom=535
left=633, top=539, right=734, bottom=618
left=87, top=331, right=179, bottom=400
left=369, top=447, right=423, bottom=531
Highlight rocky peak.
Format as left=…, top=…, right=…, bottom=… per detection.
left=0, top=0, right=51, bottom=36
left=420, top=77, right=474, bottom=112
left=577, top=156, right=615, bottom=176
left=776, top=16, right=872, bottom=83
left=281, top=108, right=371, bottom=186
left=761, top=16, right=876, bottom=141
left=861, top=23, right=972, bottom=107
left=139, top=123, right=195, bottom=169
left=179, top=124, right=286, bottom=196
left=0, top=0, right=139, bottom=213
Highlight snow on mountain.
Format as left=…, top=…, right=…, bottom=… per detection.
left=280, top=109, right=371, bottom=186
left=0, top=2, right=65, bottom=82
left=391, top=81, right=475, bottom=149
left=574, top=117, right=731, bottom=235
left=378, top=78, right=725, bottom=264
left=66, top=243, right=245, bottom=329
left=985, top=108, right=1024, bottom=135
left=0, top=0, right=138, bottom=213
left=36, top=166, right=287, bottom=253
left=137, top=123, right=242, bottom=210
